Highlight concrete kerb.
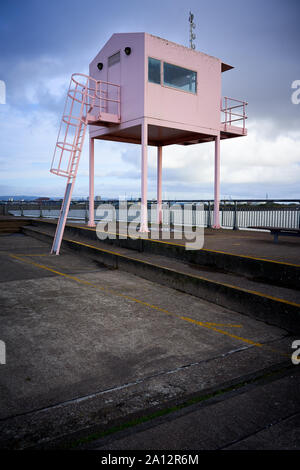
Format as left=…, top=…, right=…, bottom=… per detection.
left=22, top=225, right=300, bottom=334
left=30, top=219, right=300, bottom=290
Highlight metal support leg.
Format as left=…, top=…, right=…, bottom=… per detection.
left=88, top=137, right=95, bottom=227
left=139, top=119, right=149, bottom=232
left=51, top=180, right=74, bottom=255
left=213, top=134, right=221, bottom=229
left=157, top=146, right=162, bottom=225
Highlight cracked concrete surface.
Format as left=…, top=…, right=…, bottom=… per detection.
left=0, top=234, right=297, bottom=449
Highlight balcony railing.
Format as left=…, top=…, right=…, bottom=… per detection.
left=221, top=97, right=248, bottom=132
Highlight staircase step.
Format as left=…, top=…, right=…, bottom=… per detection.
left=30, top=219, right=300, bottom=290
left=22, top=223, right=300, bottom=333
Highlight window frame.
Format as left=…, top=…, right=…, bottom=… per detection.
left=163, top=61, right=197, bottom=95
left=147, top=56, right=197, bottom=95
left=148, top=56, right=162, bottom=85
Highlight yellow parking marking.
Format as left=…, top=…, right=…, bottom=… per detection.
left=180, top=317, right=262, bottom=347
left=16, top=253, right=50, bottom=257
left=9, top=253, right=289, bottom=357
left=199, top=322, right=242, bottom=328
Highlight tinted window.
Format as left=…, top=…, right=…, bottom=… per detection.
left=148, top=57, right=161, bottom=84
left=163, top=62, right=197, bottom=93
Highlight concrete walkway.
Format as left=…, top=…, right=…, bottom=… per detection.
left=0, top=233, right=298, bottom=449
left=23, top=222, right=300, bottom=334
left=91, top=368, right=300, bottom=450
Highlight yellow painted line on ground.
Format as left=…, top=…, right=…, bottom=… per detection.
left=180, top=317, right=262, bottom=347
left=8, top=253, right=289, bottom=357
left=16, top=253, right=50, bottom=257
left=62, top=236, right=300, bottom=309
left=199, top=322, right=242, bottom=328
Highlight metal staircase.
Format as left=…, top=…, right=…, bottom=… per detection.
left=50, top=73, right=120, bottom=255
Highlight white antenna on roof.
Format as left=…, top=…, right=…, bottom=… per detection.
left=189, top=11, right=196, bottom=49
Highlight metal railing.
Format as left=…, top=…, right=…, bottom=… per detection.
left=3, top=199, right=300, bottom=231
left=221, top=97, right=248, bottom=132
left=50, top=73, right=121, bottom=179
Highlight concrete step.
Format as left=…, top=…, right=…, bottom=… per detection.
left=0, top=217, right=31, bottom=234
left=29, top=218, right=300, bottom=290
left=22, top=224, right=300, bottom=333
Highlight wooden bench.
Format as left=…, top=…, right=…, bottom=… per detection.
left=249, top=226, right=300, bottom=242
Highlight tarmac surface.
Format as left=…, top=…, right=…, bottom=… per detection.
left=0, top=232, right=299, bottom=449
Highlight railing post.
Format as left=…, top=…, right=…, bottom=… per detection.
left=39, top=204, right=43, bottom=218
left=192, top=203, right=196, bottom=228
left=207, top=201, right=211, bottom=228
left=233, top=200, right=239, bottom=230
left=85, top=200, right=89, bottom=223
left=222, top=200, right=225, bottom=227
left=115, top=201, right=118, bottom=223
left=220, top=98, right=222, bottom=124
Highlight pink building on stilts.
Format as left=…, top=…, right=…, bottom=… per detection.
left=50, top=33, right=247, bottom=254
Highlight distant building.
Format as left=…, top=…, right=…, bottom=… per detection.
left=35, top=197, right=50, bottom=203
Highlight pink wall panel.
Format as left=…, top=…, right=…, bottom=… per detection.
left=89, top=33, right=225, bottom=138
left=145, top=34, right=221, bottom=133
left=89, top=33, right=145, bottom=130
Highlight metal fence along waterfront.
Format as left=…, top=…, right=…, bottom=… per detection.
left=2, top=199, right=300, bottom=230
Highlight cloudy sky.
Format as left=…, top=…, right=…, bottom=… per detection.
left=0, top=0, right=299, bottom=200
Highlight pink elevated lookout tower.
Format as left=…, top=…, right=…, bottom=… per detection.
left=50, top=32, right=247, bottom=254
